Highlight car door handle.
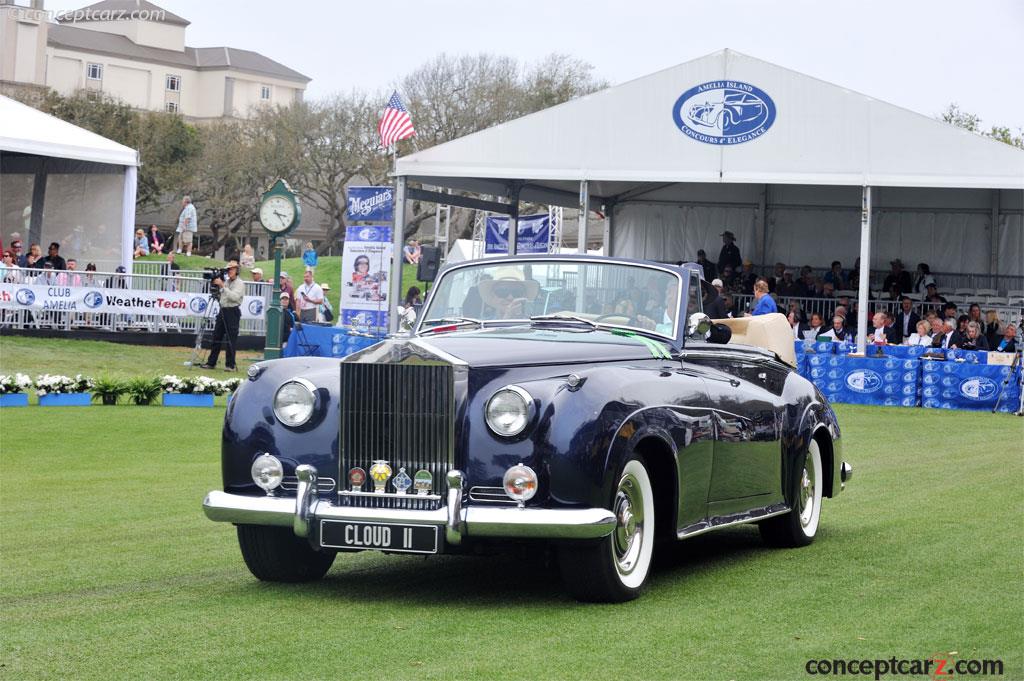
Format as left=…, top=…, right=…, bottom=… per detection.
left=757, top=372, right=767, bottom=381
left=729, top=378, right=740, bottom=387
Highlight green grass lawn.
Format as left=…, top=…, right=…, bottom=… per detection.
left=1, top=404, right=1021, bottom=680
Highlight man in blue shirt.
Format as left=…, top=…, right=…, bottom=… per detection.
left=751, top=279, right=777, bottom=316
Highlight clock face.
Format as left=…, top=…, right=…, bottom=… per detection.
left=259, top=195, right=295, bottom=233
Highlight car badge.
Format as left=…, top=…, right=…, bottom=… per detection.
left=393, top=467, right=412, bottom=495
left=369, top=460, right=392, bottom=494
left=413, top=470, right=433, bottom=495
left=348, top=467, right=366, bottom=492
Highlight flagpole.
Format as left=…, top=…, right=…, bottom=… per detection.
left=389, top=141, right=404, bottom=334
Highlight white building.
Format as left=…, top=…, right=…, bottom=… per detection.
left=0, top=0, right=310, bottom=120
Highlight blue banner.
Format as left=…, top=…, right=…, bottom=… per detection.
left=283, top=326, right=382, bottom=359
left=340, top=225, right=392, bottom=333
left=921, top=360, right=1020, bottom=412
left=485, top=214, right=550, bottom=254
left=346, top=186, right=394, bottom=223
left=814, top=355, right=921, bottom=408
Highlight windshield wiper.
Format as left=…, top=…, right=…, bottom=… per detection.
left=529, top=314, right=599, bottom=329
left=421, top=317, right=485, bottom=333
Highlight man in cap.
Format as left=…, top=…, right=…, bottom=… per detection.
left=695, top=249, right=716, bottom=281
left=201, top=260, right=244, bottom=371
left=250, top=267, right=264, bottom=283
left=716, top=230, right=742, bottom=278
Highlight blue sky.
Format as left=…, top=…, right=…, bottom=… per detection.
left=41, top=0, right=1024, bottom=130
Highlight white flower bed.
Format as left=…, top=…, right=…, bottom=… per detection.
left=0, top=373, right=34, bottom=394
left=35, top=374, right=93, bottom=396
left=161, top=375, right=237, bottom=395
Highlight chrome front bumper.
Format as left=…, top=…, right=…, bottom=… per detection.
left=203, top=466, right=616, bottom=546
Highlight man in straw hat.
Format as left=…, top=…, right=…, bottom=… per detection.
left=201, top=260, right=245, bottom=371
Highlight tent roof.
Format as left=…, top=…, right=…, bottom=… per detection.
left=0, top=95, right=139, bottom=167
left=396, top=49, right=1024, bottom=193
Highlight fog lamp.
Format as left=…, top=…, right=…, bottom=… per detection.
left=503, top=463, right=538, bottom=504
left=251, top=453, right=284, bottom=494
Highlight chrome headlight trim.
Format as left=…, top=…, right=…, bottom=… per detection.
left=273, top=377, right=318, bottom=428
left=485, top=384, right=535, bottom=437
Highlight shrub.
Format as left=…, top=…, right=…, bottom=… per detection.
left=0, top=374, right=33, bottom=394
left=91, top=377, right=128, bottom=405
left=125, top=377, right=163, bottom=405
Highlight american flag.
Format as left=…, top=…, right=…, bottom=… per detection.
left=378, top=91, right=415, bottom=149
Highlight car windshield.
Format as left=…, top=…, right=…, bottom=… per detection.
left=419, top=259, right=681, bottom=339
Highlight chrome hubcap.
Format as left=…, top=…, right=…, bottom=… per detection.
left=613, top=474, right=644, bottom=575
left=798, top=454, right=816, bottom=527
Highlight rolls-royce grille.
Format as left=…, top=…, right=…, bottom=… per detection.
left=339, top=362, right=454, bottom=510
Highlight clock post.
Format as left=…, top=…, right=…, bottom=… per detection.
left=258, top=179, right=301, bottom=359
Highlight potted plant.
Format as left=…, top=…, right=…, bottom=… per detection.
left=161, top=375, right=218, bottom=407
left=126, top=377, right=163, bottom=406
left=36, top=374, right=93, bottom=406
left=91, top=376, right=127, bottom=406
left=0, top=373, right=33, bottom=407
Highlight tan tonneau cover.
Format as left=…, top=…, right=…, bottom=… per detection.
left=712, top=313, right=797, bottom=368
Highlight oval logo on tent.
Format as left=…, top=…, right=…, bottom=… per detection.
left=673, top=81, right=776, bottom=145
left=15, top=289, right=35, bottom=306
left=83, top=291, right=104, bottom=309
left=958, top=377, right=998, bottom=401
left=845, top=369, right=882, bottom=393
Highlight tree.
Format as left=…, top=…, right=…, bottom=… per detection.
left=939, top=103, right=1024, bottom=149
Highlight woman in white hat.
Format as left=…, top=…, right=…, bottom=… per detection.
left=317, top=282, right=334, bottom=323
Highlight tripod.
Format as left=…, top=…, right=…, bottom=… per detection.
left=992, top=350, right=1023, bottom=416
left=185, top=291, right=221, bottom=367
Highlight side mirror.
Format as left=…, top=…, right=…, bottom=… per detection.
left=687, top=312, right=712, bottom=339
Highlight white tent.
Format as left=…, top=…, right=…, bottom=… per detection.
left=389, top=49, right=1024, bottom=351
left=0, top=95, right=139, bottom=271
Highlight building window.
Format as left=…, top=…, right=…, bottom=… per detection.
left=86, top=63, right=103, bottom=80
left=165, top=101, right=178, bottom=113
left=260, top=85, right=271, bottom=101
left=166, top=74, right=181, bottom=91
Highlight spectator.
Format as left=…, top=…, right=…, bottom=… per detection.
left=913, top=263, right=935, bottom=294
left=786, top=301, right=805, bottom=324
left=279, top=273, right=295, bottom=312
left=1, top=250, right=19, bottom=283
left=956, top=314, right=970, bottom=337
left=967, top=303, right=984, bottom=330
left=717, top=231, right=741, bottom=277
left=295, top=269, right=323, bottom=323
left=695, top=249, right=717, bottom=281
left=883, top=258, right=913, bottom=299
left=174, top=195, right=197, bottom=255
left=279, top=292, right=295, bottom=346
left=200, top=260, right=244, bottom=372
left=37, top=242, right=67, bottom=271
left=704, top=281, right=728, bottom=319
left=318, top=282, right=334, bottom=323
left=821, top=282, right=835, bottom=299
left=924, top=283, right=946, bottom=309
left=768, top=262, right=786, bottom=293
left=943, top=302, right=958, bottom=320
left=960, top=321, right=989, bottom=351
left=738, top=259, right=757, bottom=295
left=10, top=240, right=25, bottom=267
left=62, top=259, right=82, bottom=287
left=787, top=310, right=803, bottom=339
left=928, top=316, right=945, bottom=338
left=931, top=318, right=961, bottom=349
left=720, top=265, right=736, bottom=291
left=250, top=267, right=264, bottom=283
left=302, top=242, right=318, bottom=273
left=776, top=270, right=799, bottom=297
left=803, top=312, right=825, bottom=340
left=83, top=263, right=99, bottom=286
left=795, top=268, right=817, bottom=298
left=984, top=310, right=1003, bottom=348
left=721, top=293, right=735, bottom=318
left=397, top=286, right=422, bottom=331
left=894, top=296, right=919, bottom=344
left=240, top=244, right=256, bottom=269
left=147, top=225, right=165, bottom=254
left=870, top=312, right=889, bottom=344
left=821, top=315, right=849, bottom=342
left=848, top=257, right=861, bottom=291
left=133, top=229, right=150, bottom=258
left=823, top=261, right=846, bottom=289
left=883, top=312, right=901, bottom=344
left=992, top=324, right=1017, bottom=353
left=403, top=239, right=421, bottom=265
left=750, top=279, right=777, bottom=316
left=905, top=319, right=932, bottom=346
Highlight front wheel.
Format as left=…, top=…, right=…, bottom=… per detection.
left=236, top=524, right=335, bottom=582
left=558, top=456, right=656, bottom=602
left=759, top=439, right=823, bottom=547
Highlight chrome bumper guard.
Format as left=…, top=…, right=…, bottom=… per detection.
left=840, top=461, right=853, bottom=489
left=203, top=466, right=616, bottom=544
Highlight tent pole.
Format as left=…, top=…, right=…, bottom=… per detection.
left=855, top=186, right=872, bottom=355
left=389, top=175, right=407, bottom=333
left=578, top=179, right=589, bottom=253
left=508, top=191, right=519, bottom=256
left=990, top=189, right=1000, bottom=277
left=603, top=202, right=614, bottom=256
left=756, top=184, right=767, bottom=269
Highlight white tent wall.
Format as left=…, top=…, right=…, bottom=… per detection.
left=613, top=203, right=756, bottom=264
left=998, top=214, right=1023, bottom=277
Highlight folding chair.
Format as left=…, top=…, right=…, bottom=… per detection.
left=291, top=321, right=320, bottom=356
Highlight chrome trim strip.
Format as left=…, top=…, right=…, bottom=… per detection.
left=676, top=504, right=790, bottom=539
left=339, top=490, right=442, bottom=501
left=408, top=338, right=469, bottom=367
left=463, top=506, right=616, bottom=539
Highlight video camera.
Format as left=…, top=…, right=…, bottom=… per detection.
left=203, top=267, right=228, bottom=282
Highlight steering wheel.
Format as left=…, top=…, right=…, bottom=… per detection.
left=594, top=313, right=637, bottom=325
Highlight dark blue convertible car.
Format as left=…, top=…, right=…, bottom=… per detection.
left=204, top=255, right=852, bottom=602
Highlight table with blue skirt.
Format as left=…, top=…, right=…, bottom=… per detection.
left=282, top=325, right=385, bottom=358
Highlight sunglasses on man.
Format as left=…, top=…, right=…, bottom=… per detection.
left=492, top=283, right=525, bottom=299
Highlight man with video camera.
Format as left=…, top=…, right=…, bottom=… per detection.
left=201, top=260, right=245, bottom=372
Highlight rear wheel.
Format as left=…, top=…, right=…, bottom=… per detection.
left=236, top=524, right=335, bottom=582
left=558, top=456, right=656, bottom=602
left=759, top=439, right=823, bottom=547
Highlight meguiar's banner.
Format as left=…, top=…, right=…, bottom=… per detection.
left=340, top=225, right=392, bottom=332
left=346, top=186, right=394, bottom=223
left=0, top=283, right=266, bottom=320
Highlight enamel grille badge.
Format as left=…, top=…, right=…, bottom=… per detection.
left=348, top=467, right=366, bottom=492
left=369, top=460, right=392, bottom=494
left=414, top=470, right=432, bottom=496
left=393, top=467, right=412, bottom=494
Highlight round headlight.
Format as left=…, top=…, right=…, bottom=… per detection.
left=485, top=385, right=533, bottom=437
left=251, top=453, right=283, bottom=492
left=273, top=379, right=316, bottom=427
left=503, top=463, right=538, bottom=503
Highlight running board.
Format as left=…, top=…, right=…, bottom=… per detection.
left=677, top=503, right=790, bottom=539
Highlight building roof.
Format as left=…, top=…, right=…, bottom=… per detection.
left=57, top=0, right=190, bottom=27
left=396, top=49, right=1024, bottom=192
left=0, top=94, right=139, bottom=166
left=48, top=24, right=311, bottom=83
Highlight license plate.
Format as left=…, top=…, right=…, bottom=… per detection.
left=320, top=520, right=438, bottom=554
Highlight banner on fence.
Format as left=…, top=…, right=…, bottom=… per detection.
left=809, top=354, right=921, bottom=407
left=485, top=214, right=550, bottom=254
left=921, top=360, right=1021, bottom=412
left=0, top=283, right=266, bottom=320
left=346, top=186, right=394, bottom=223
left=340, top=225, right=392, bottom=332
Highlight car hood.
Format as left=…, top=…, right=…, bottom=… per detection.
left=345, top=327, right=670, bottom=367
